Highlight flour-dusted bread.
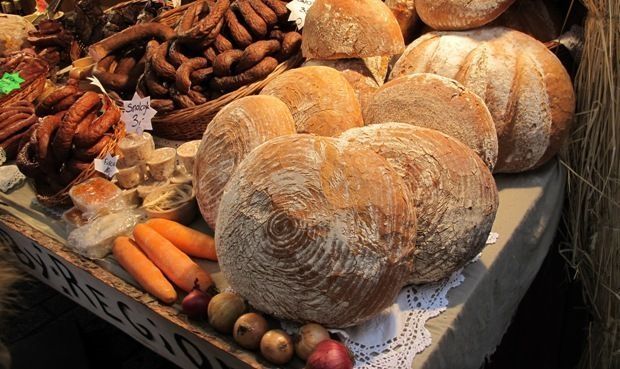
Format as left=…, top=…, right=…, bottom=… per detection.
left=365, top=73, right=498, bottom=169
left=216, top=134, right=417, bottom=327
left=391, top=27, right=575, bottom=173
left=340, top=123, right=498, bottom=284
left=303, top=59, right=381, bottom=114
left=384, top=0, right=418, bottom=43
left=193, top=95, right=296, bottom=229
left=302, top=0, right=405, bottom=59
left=260, top=66, right=364, bottom=137
left=416, top=0, right=516, bottom=30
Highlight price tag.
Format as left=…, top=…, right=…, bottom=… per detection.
left=286, top=0, right=315, bottom=30
left=0, top=72, right=25, bottom=95
left=94, top=153, right=119, bottom=178
left=122, top=93, right=157, bottom=134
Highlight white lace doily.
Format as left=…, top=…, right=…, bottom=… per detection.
left=0, top=165, right=26, bottom=192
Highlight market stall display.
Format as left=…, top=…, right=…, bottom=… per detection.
left=0, top=0, right=581, bottom=367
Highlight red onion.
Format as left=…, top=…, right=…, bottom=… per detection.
left=182, top=286, right=211, bottom=320
left=305, top=339, right=354, bottom=369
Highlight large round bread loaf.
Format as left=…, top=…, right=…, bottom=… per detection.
left=340, top=123, right=498, bottom=284
left=364, top=73, right=498, bottom=170
left=390, top=27, right=575, bottom=173
left=216, top=135, right=417, bottom=327
left=384, top=0, right=418, bottom=43
left=416, top=0, right=516, bottom=30
left=193, top=96, right=296, bottom=229
left=302, top=0, right=404, bottom=59
left=303, top=59, right=381, bottom=114
left=260, top=66, right=364, bottom=137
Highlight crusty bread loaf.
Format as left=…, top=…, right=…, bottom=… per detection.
left=193, top=96, right=296, bottom=229
left=384, top=0, right=418, bottom=43
left=260, top=66, right=364, bottom=137
left=303, top=59, right=381, bottom=114
left=216, top=134, right=417, bottom=327
left=302, top=0, right=405, bottom=59
left=391, top=27, right=575, bottom=173
left=364, top=73, right=498, bottom=169
left=416, top=0, right=516, bottom=30
left=340, top=123, right=498, bottom=284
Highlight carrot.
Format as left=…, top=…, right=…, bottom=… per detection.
left=112, top=237, right=178, bottom=304
left=133, top=223, right=213, bottom=292
left=146, top=218, right=218, bottom=261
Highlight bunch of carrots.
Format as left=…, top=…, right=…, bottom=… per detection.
left=113, top=218, right=218, bottom=304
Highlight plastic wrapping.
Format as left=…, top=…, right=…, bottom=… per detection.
left=69, top=177, right=128, bottom=221
left=67, top=209, right=146, bottom=259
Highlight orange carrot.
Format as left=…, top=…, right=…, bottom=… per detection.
left=146, top=218, right=218, bottom=261
left=112, top=237, right=178, bottom=304
left=133, top=223, right=213, bottom=292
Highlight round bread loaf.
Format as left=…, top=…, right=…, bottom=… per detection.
left=303, top=59, right=381, bottom=114
left=340, top=123, right=499, bottom=284
left=365, top=73, right=498, bottom=170
left=416, top=0, right=516, bottom=30
left=193, top=95, right=296, bottom=229
left=216, top=134, right=417, bottom=327
left=391, top=27, right=575, bottom=173
left=302, top=0, right=405, bottom=59
left=384, top=0, right=418, bottom=43
left=260, top=66, right=364, bottom=137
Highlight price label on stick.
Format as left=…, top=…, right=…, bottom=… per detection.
left=0, top=72, right=25, bottom=95
left=94, top=153, right=119, bottom=178
left=122, top=93, right=157, bottom=134
left=287, top=0, right=315, bottom=30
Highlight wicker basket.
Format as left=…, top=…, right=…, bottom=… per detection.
left=0, top=56, right=49, bottom=106
left=151, top=53, right=303, bottom=140
left=35, top=120, right=126, bottom=208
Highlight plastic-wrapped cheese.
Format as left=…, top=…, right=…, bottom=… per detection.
left=69, top=178, right=127, bottom=220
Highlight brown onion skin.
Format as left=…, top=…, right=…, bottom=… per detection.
left=207, top=292, right=247, bottom=334
left=295, top=323, right=330, bottom=361
left=306, top=339, right=353, bottom=369
left=233, top=312, right=269, bottom=350
left=260, top=329, right=294, bottom=365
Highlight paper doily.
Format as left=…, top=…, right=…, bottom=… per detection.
left=0, top=165, right=26, bottom=193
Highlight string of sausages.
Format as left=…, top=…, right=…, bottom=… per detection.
left=0, top=101, right=37, bottom=160
left=16, top=85, right=121, bottom=194
left=88, top=0, right=301, bottom=110
left=27, top=19, right=80, bottom=70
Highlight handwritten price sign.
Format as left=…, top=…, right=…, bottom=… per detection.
left=287, top=0, right=315, bottom=29
left=94, top=154, right=119, bottom=178
left=122, top=93, right=157, bottom=134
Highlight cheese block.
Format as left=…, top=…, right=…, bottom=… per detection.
left=364, top=73, right=498, bottom=170
left=216, top=135, right=417, bottom=327
left=194, top=95, right=296, bottom=229
left=260, top=66, right=364, bottom=137
left=340, top=123, right=498, bottom=284
left=391, top=27, right=575, bottom=173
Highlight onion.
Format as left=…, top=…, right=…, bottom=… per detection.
left=260, top=329, right=294, bottom=365
left=306, top=339, right=354, bottom=369
left=233, top=312, right=269, bottom=350
left=207, top=292, right=246, bottom=333
left=295, top=323, right=330, bottom=360
left=182, top=285, right=211, bottom=320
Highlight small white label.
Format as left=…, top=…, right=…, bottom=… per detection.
left=122, top=93, right=157, bottom=134
left=486, top=232, right=499, bottom=245
left=286, top=0, right=315, bottom=30
left=87, top=76, right=109, bottom=95
left=94, top=153, right=119, bottom=178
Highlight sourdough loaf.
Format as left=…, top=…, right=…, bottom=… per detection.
left=193, top=95, right=296, bottom=229
left=364, top=73, right=498, bottom=169
left=216, top=134, right=417, bottom=327
left=303, top=59, right=381, bottom=114
left=340, top=123, right=498, bottom=283
left=260, top=66, right=364, bottom=137
left=415, top=0, right=516, bottom=30
left=391, top=27, right=575, bottom=173
left=302, top=0, right=405, bottom=59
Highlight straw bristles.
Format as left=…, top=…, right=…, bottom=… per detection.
left=561, top=0, right=619, bottom=368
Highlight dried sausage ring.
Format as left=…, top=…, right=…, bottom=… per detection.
left=236, top=0, right=267, bottom=37
left=176, top=57, right=209, bottom=94
left=281, top=31, right=302, bottom=58
left=73, top=135, right=112, bottom=162
left=249, top=0, right=278, bottom=26
left=214, top=34, right=234, bottom=53
left=0, top=113, right=37, bottom=142
left=187, top=90, right=208, bottom=105
left=151, top=99, right=175, bottom=113
left=178, top=0, right=230, bottom=43
left=37, top=85, right=78, bottom=115
left=225, top=10, right=253, bottom=48
left=73, top=96, right=121, bottom=148
left=170, top=90, right=196, bottom=109
left=191, top=67, right=213, bottom=84
left=169, top=41, right=190, bottom=67
left=52, top=91, right=101, bottom=162
left=210, top=56, right=278, bottom=92
left=261, top=0, right=288, bottom=20
left=152, top=41, right=177, bottom=80
left=213, top=49, right=244, bottom=77
left=235, top=39, right=280, bottom=73
left=36, top=115, right=62, bottom=160
left=89, top=23, right=176, bottom=61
